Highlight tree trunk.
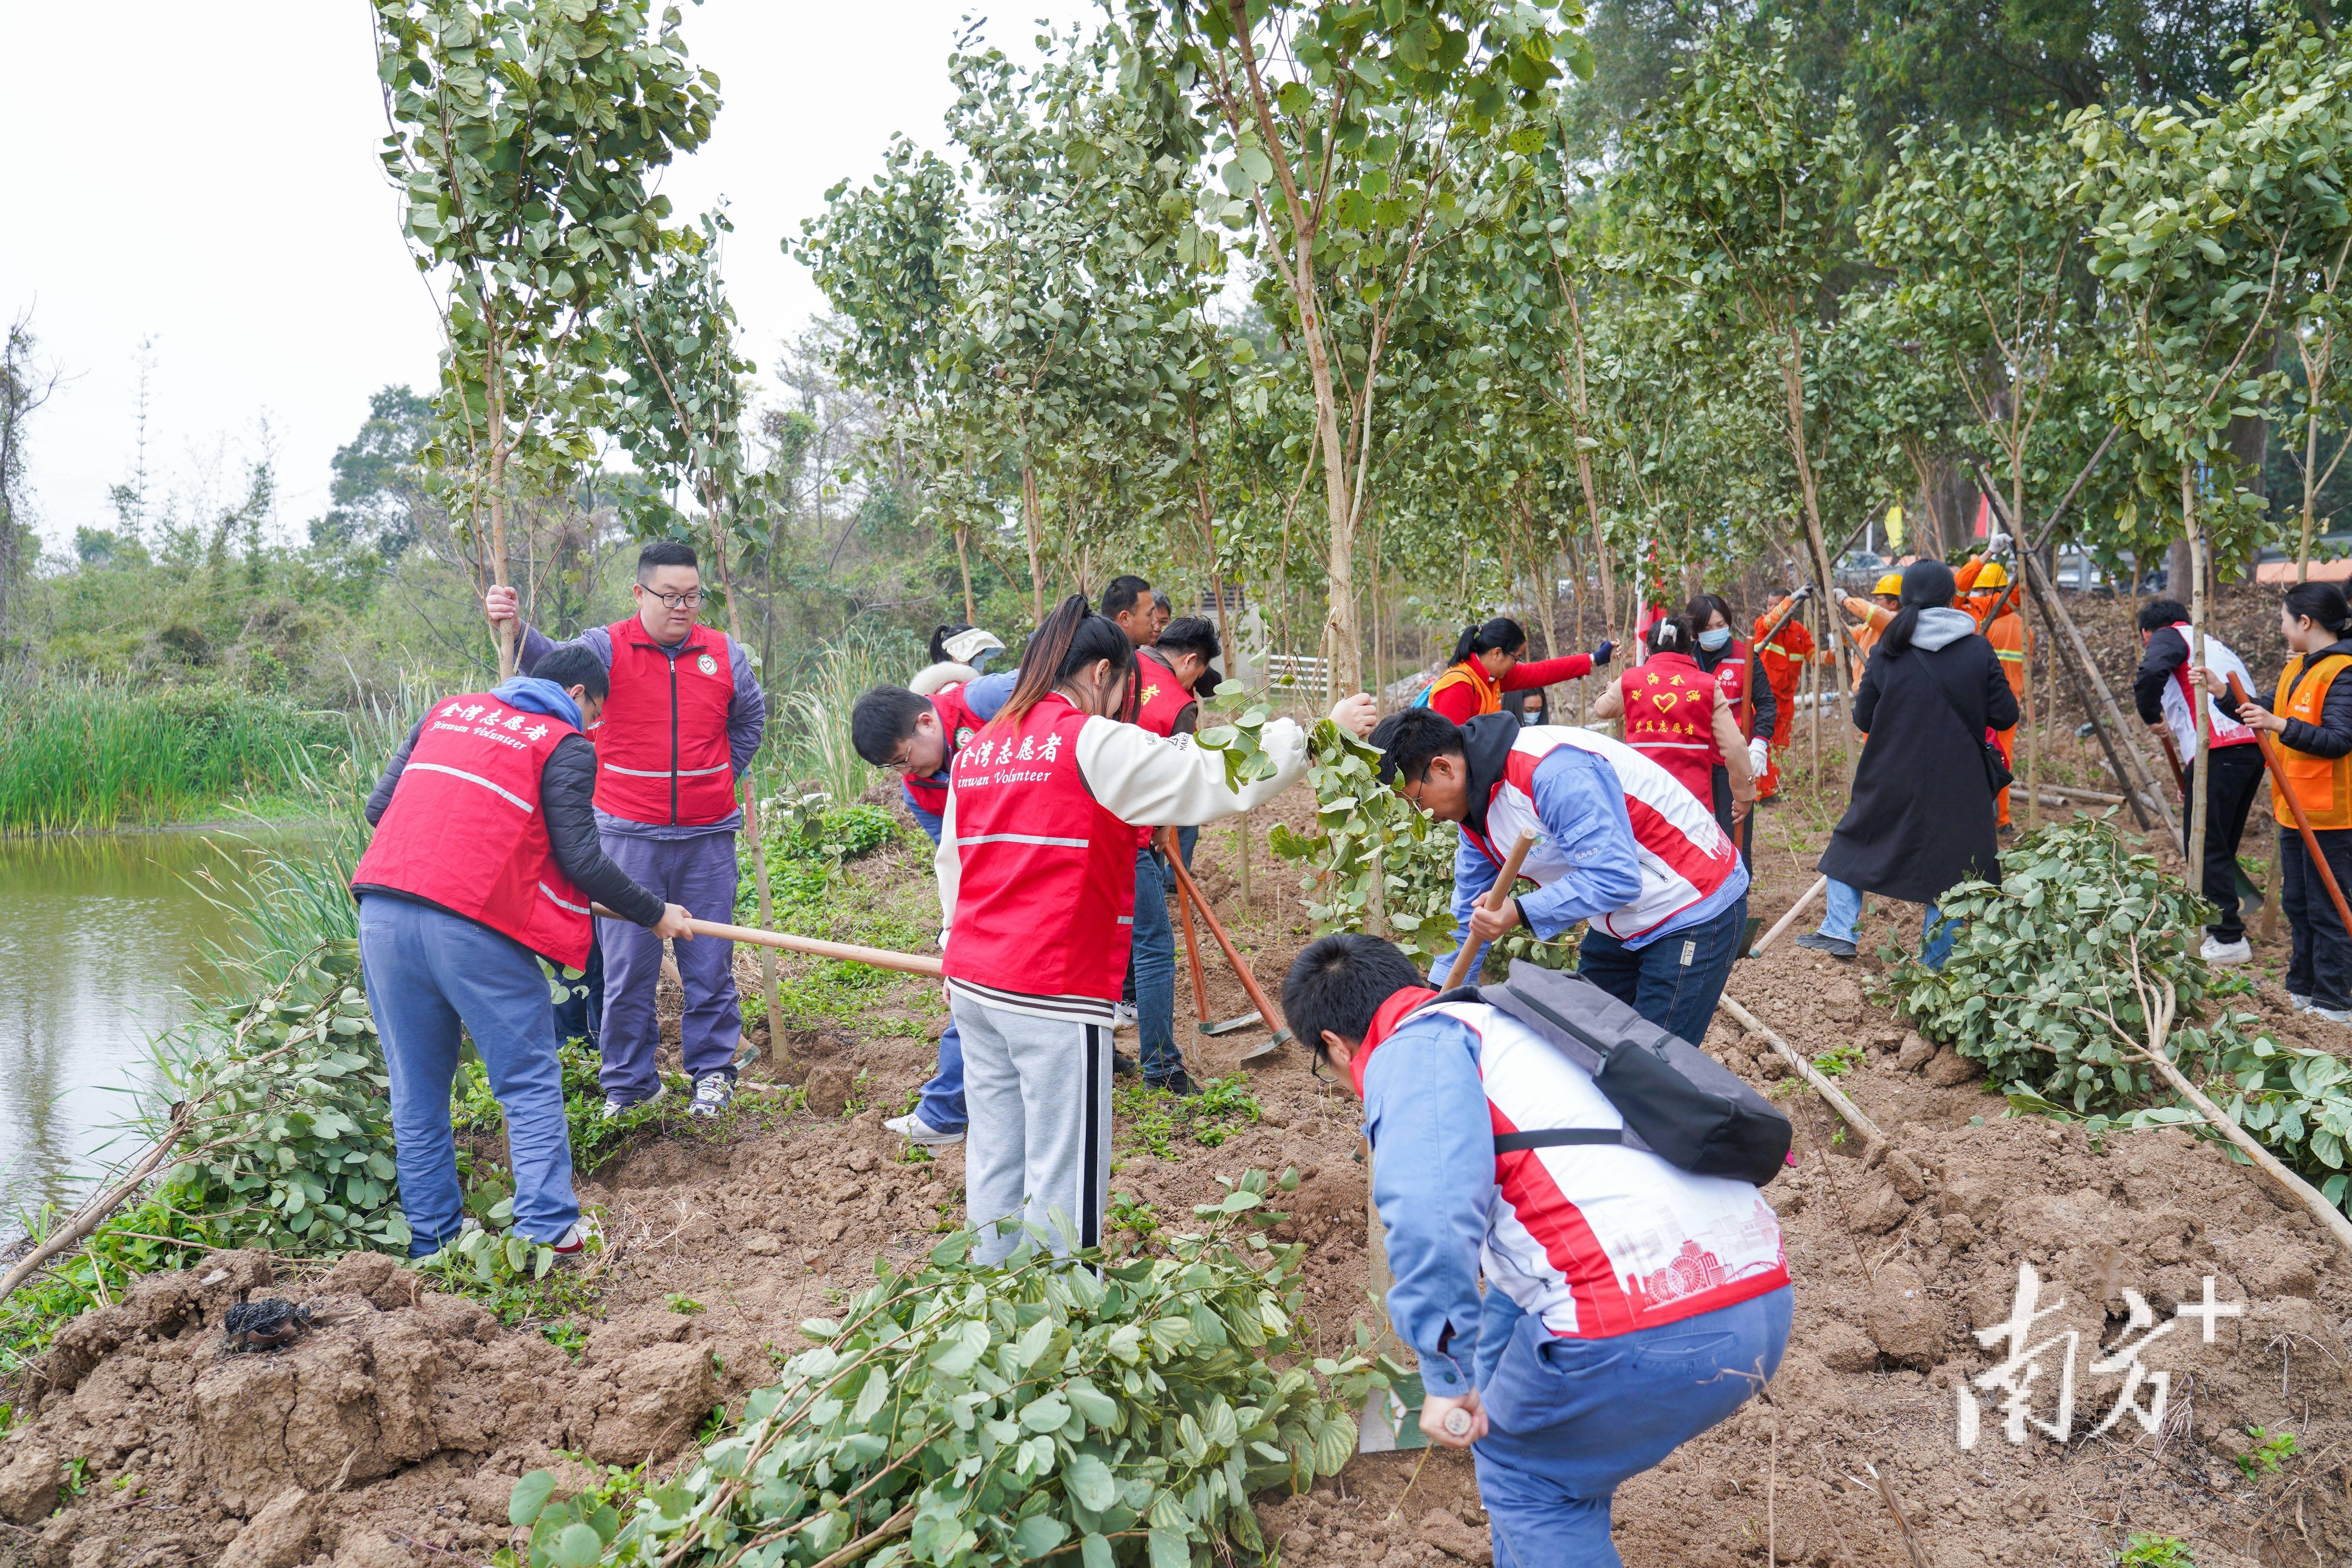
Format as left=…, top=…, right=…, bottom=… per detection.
left=1779, top=324, right=1853, bottom=787
left=485, top=303, right=516, bottom=680
left=702, top=489, right=784, bottom=1056
left=1020, top=463, right=1044, bottom=626
left=2183, top=466, right=2212, bottom=902
left=955, top=527, right=976, bottom=623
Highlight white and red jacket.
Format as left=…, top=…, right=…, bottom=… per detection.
left=937, top=695, right=1306, bottom=1019
left=1355, top=988, right=1787, bottom=1390
left=2158, top=624, right=2258, bottom=765
left=352, top=692, right=594, bottom=968
left=593, top=615, right=737, bottom=825
left=1462, top=724, right=1744, bottom=945
left=902, top=680, right=989, bottom=822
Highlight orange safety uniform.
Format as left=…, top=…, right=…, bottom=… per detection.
left=1841, top=597, right=1895, bottom=686
left=1978, top=599, right=2030, bottom=826
left=2272, top=652, right=2352, bottom=830
left=1752, top=596, right=1814, bottom=800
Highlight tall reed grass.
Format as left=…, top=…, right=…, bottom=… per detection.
left=0, top=675, right=352, bottom=834
left=773, top=629, right=923, bottom=806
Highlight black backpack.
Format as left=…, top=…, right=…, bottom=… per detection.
left=1438, top=959, right=1791, bottom=1188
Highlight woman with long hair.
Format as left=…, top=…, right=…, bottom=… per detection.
left=1682, top=592, right=1775, bottom=854
left=937, top=595, right=1373, bottom=1262
left=1589, top=616, right=1755, bottom=817
left=1797, top=560, right=2016, bottom=965
left=2200, top=581, right=2352, bottom=1021
left=1419, top=616, right=1614, bottom=724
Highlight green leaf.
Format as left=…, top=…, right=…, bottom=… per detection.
left=508, top=1470, right=555, bottom=1527
left=550, top=1521, right=603, bottom=1568
left=1149, top=1526, right=1192, bottom=1568
left=1014, top=1513, right=1071, bottom=1557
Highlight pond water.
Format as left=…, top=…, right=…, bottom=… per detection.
left=0, top=827, right=314, bottom=1230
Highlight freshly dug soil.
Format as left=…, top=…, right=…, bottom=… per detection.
left=7, top=771, right=2352, bottom=1567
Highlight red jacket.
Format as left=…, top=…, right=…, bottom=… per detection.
left=352, top=692, right=592, bottom=967
left=943, top=695, right=1139, bottom=1000
left=1708, top=638, right=1758, bottom=739
left=1426, top=652, right=1594, bottom=724
left=1617, top=652, right=1721, bottom=806
left=903, top=681, right=988, bottom=820
left=593, top=617, right=737, bottom=826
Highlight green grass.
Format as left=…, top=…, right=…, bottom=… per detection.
left=2236, top=1425, right=2300, bottom=1479
left=770, top=631, right=920, bottom=806
left=0, top=675, right=357, bottom=833
left=2116, top=1535, right=2196, bottom=1567
left=1114, top=1073, right=1263, bottom=1159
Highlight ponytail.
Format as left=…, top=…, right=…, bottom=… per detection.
left=1451, top=616, right=1527, bottom=668
left=1646, top=615, right=1695, bottom=657
left=993, top=595, right=1138, bottom=728
left=929, top=623, right=969, bottom=664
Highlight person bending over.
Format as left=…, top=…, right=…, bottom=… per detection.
left=1282, top=933, right=1791, bottom=1568
left=1368, top=706, right=1749, bottom=1047
left=1422, top=616, right=1614, bottom=724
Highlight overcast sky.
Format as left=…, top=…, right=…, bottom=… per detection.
left=1, top=1, right=1097, bottom=552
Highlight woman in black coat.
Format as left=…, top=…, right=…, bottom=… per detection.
left=1795, top=559, right=2019, bottom=965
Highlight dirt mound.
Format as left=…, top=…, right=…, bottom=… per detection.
left=11, top=805, right=2352, bottom=1566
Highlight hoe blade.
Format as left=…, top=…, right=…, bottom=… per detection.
left=1236, top=1027, right=1293, bottom=1063
left=1200, top=1010, right=1264, bottom=1036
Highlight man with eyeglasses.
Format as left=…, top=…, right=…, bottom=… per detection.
left=485, top=540, right=766, bottom=1121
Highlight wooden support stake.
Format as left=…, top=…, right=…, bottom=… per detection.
left=1716, top=992, right=1887, bottom=1150
left=1751, top=875, right=1828, bottom=958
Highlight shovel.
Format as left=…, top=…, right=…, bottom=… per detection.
left=1162, top=846, right=1294, bottom=1060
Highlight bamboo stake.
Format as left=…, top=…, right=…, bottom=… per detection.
left=0, top=1104, right=192, bottom=1307
left=1751, top=875, right=1828, bottom=957
left=1443, top=831, right=1540, bottom=990
left=591, top=905, right=943, bottom=977
left=1716, top=992, right=1887, bottom=1151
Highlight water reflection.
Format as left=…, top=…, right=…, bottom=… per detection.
left=0, top=828, right=314, bottom=1225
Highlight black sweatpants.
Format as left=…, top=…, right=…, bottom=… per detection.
left=2281, top=825, right=2352, bottom=1010
left=2181, top=743, right=2265, bottom=941
left=1709, top=764, right=1755, bottom=869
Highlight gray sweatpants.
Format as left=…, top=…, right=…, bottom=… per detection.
left=951, top=994, right=1111, bottom=1264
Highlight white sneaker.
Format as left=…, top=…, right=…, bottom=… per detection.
left=884, top=1111, right=965, bottom=1148
left=548, top=1215, right=602, bottom=1258
left=2200, top=935, right=2252, bottom=965
left=2291, top=993, right=2316, bottom=1012
left=601, top=1082, right=667, bottom=1120
left=2317, top=1006, right=2352, bottom=1026
left=1111, top=1002, right=1138, bottom=1032
left=690, top=1073, right=735, bottom=1118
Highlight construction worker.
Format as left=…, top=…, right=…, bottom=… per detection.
left=1969, top=562, right=2031, bottom=834
left=1840, top=572, right=1902, bottom=686
left=2133, top=599, right=2262, bottom=965
left=1751, top=590, right=1815, bottom=801
left=2203, top=583, right=2352, bottom=1021
left=1279, top=933, right=1789, bottom=1566
left=485, top=541, right=765, bottom=1121
left=1419, top=616, right=1614, bottom=724
left=1368, top=706, right=1750, bottom=1046
left=1588, top=617, right=1757, bottom=826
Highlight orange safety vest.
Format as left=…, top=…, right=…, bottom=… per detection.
left=2272, top=653, right=2352, bottom=830
left=1424, top=659, right=1502, bottom=717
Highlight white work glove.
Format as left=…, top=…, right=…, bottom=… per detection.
left=1747, top=738, right=1769, bottom=775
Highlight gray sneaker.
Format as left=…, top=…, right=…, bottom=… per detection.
left=690, top=1073, right=735, bottom=1118
left=1792, top=931, right=1857, bottom=960
left=2291, top=993, right=2316, bottom=1012
left=601, top=1082, right=667, bottom=1121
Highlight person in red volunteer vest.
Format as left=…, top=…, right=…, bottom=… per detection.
left=486, top=541, right=766, bottom=1122
left=1279, top=934, right=1789, bottom=1566
left=354, top=646, right=693, bottom=1260
left=1684, top=593, right=1775, bottom=862
left=2131, top=597, right=2264, bottom=965
left=1367, top=704, right=1751, bottom=1048
left=936, top=594, right=1371, bottom=1263
left=1588, top=616, right=1757, bottom=831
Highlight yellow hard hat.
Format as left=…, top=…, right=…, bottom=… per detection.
left=1974, top=562, right=2009, bottom=589
left=1873, top=572, right=1902, bottom=597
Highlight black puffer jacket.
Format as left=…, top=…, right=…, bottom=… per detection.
left=360, top=720, right=665, bottom=927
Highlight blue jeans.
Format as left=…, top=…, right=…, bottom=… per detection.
left=357, top=895, right=580, bottom=1256
left=1130, top=848, right=1182, bottom=1080
left=1575, top=893, right=1747, bottom=1049
left=598, top=831, right=741, bottom=1100
left=550, top=924, right=602, bottom=1049
left=1819, top=880, right=1958, bottom=969
left=914, top=1022, right=969, bottom=1133
left=1474, top=1285, right=1793, bottom=1567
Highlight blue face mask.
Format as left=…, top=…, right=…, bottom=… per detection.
left=1698, top=627, right=1732, bottom=652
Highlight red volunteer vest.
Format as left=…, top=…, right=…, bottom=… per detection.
left=352, top=693, right=592, bottom=968
left=1618, top=651, right=1720, bottom=805
left=592, top=617, right=736, bottom=826
left=1708, top=639, right=1756, bottom=739
left=1127, top=652, right=1199, bottom=848
left=944, top=695, right=1138, bottom=1000
left=2166, top=624, right=2258, bottom=752
left=903, top=682, right=988, bottom=820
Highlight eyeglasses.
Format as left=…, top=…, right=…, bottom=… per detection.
left=638, top=588, right=704, bottom=610
left=1308, top=1050, right=1332, bottom=1084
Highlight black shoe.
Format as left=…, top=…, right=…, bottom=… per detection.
left=1111, top=1051, right=1140, bottom=1077
left=1145, top=1068, right=1199, bottom=1097
left=1792, top=931, right=1857, bottom=960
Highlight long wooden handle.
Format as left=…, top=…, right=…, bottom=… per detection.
left=590, top=905, right=944, bottom=977
left=2154, top=726, right=2190, bottom=800
left=1163, top=849, right=1289, bottom=1037
left=1443, top=830, right=1540, bottom=990
left=1749, top=874, right=1828, bottom=958
left=1164, top=828, right=1211, bottom=1023
left=2226, top=673, right=2352, bottom=942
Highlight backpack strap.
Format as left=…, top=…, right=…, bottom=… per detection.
left=1494, top=1129, right=1625, bottom=1153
